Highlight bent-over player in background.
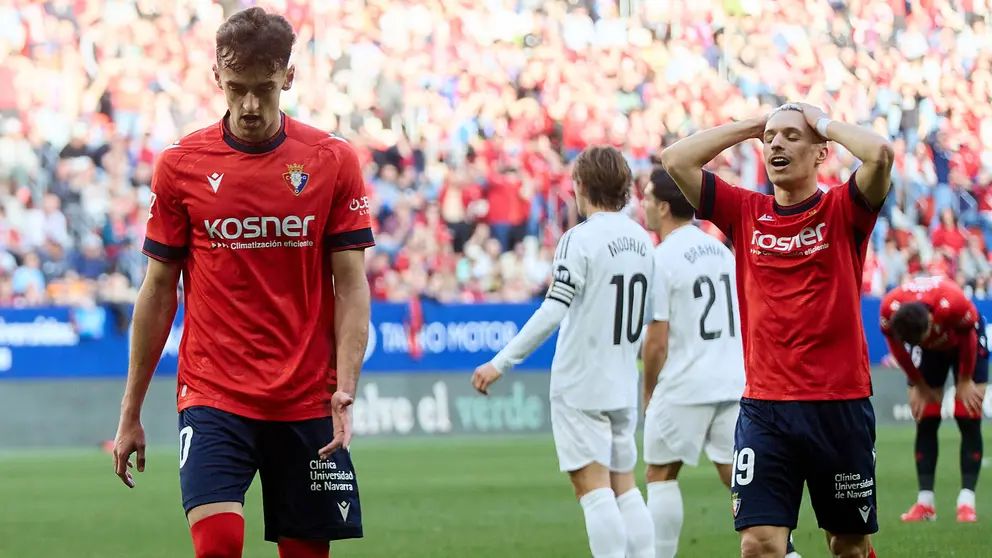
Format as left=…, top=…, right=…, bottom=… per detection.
left=879, top=276, right=986, bottom=523
left=662, top=102, right=893, bottom=558
left=112, top=8, right=373, bottom=558
left=473, top=146, right=656, bottom=558
left=640, top=169, right=801, bottom=558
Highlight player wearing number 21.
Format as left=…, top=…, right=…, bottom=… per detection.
left=473, top=145, right=656, bottom=558
left=663, top=103, right=893, bottom=558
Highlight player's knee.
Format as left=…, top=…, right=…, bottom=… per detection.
left=190, top=512, right=244, bottom=558
left=954, top=399, right=984, bottom=420
left=739, top=527, right=786, bottom=558
left=646, top=462, right=681, bottom=483
left=827, top=533, right=870, bottom=558
left=920, top=402, right=943, bottom=420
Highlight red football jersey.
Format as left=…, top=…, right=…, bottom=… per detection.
left=143, top=114, right=374, bottom=421
left=697, top=171, right=878, bottom=400
left=879, top=276, right=978, bottom=351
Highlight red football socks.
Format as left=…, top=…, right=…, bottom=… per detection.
left=868, top=547, right=877, bottom=558
left=278, top=539, right=330, bottom=558
left=190, top=512, right=245, bottom=558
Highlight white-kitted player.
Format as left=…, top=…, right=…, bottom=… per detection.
left=639, top=169, right=800, bottom=558
left=473, top=145, right=656, bottom=558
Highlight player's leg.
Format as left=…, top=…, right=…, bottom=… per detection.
left=255, top=416, right=363, bottom=557
left=642, top=402, right=711, bottom=558
left=805, top=399, right=878, bottom=558
left=607, top=407, right=653, bottom=558
left=902, top=349, right=950, bottom=521
left=953, top=329, right=987, bottom=522
left=732, top=400, right=803, bottom=558
left=178, top=406, right=259, bottom=558
left=550, top=399, right=627, bottom=558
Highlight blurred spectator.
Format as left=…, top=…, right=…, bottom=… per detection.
left=1, top=0, right=992, bottom=307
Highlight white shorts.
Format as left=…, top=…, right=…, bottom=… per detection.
left=643, top=400, right=739, bottom=467
left=550, top=398, right=638, bottom=473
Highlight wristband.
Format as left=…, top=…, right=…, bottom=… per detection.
left=815, top=117, right=832, bottom=138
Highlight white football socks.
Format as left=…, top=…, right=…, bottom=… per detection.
left=579, top=487, right=627, bottom=558
left=647, top=481, right=683, bottom=558
left=918, top=490, right=935, bottom=507
left=616, top=487, right=656, bottom=558
left=958, top=489, right=976, bottom=508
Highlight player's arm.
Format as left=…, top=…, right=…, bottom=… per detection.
left=121, top=259, right=182, bottom=420
left=883, top=332, right=924, bottom=385
left=489, top=232, right=586, bottom=374
left=659, top=117, right=766, bottom=208
left=641, top=253, right=671, bottom=407
left=331, top=250, right=370, bottom=396
left=324, top=139, right=376, bottom=397
left=800, top=103, right=894, bottom=208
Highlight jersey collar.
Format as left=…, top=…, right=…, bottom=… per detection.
left=773, top=189, right=823, bottom=216
left=221, top=112, right=288, bottom=155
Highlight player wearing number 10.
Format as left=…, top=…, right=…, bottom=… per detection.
left=473, top=146, right=656, bottom=558
left=662, top=103, right=893, bottom=558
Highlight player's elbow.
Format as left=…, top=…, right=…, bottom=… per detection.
left=659, top=148, right=690, bottom=174
left=865, top=139, right=894, bottom=168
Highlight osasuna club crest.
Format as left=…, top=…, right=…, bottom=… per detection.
left=731, top=492, right=741, bottom=517
left=283, top=163, right=310, bottom=196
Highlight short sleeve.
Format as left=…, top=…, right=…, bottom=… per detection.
left=142, top=153, right=189, bottom=262
left=878, top=292, right=898, bottom=335
left=545, top=229, right=586, bottom=307
left=944, top=289, right=978, bottom=331
left=325, top=139, right=376, bottom=251
left=842, top=171, right=883, bottom=236
left=650, top=250, right=671, bottom=322
left=695, top=171, right=745, bottom=240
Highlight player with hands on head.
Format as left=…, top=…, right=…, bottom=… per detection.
left=639, top=169, right=802, bottom=558
left=662, top=101, right=893, bottom=558
left=113, top=7, right=372, bottom=558
left=474, top=145, right=656, bottom=558
left=879, top=276, right=987, bottom=523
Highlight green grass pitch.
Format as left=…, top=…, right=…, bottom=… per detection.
left=0, top=427, right=987, bottom=557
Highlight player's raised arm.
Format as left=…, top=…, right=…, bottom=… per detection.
left=797, top=103, right=894, bottom=208
left=659, top=117, right=766, bottom=208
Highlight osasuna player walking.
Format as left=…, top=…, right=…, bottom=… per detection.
left=473, top=146, right=656, bottom=558
left=112, top=8, right=372, bottom=558
left=640, top=170, right=802, bottom=558
left=663, top=103, right=893, bottom=558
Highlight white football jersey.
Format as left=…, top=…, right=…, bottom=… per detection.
left=547, top=212, right=655, bottom=411
left=650, top=225, right=745, bottom=405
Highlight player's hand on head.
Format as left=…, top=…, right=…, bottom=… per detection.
left=472, top=363, right=502, bottom=395
left=796, top=103, right=828, bottom=136
left=112, top=417, right=146, bottom=488
left=319, top=390, right=355, bottom=460
left=956, top=379, right=984, bottom=417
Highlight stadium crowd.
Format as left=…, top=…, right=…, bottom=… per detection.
left=1, top=0, right=992, bottom=307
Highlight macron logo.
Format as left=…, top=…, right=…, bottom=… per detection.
left=337, top=501, right=351, bottom=521
left=207, top=173, right=224, bottom=193
left=758, top=214, right=774, bottom=222
left=859, top=505, right=871, bottom=523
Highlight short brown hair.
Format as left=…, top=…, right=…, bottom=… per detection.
left=571, top=146, right=633, bottom=211
left=216, top=7, right=296, bottom=74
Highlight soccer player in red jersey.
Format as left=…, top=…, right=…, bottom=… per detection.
left=111, top=8, right=373, bottom=558
left=662, top=103, right=893, bottom=558
left=879, top=276, right=986, bottom=523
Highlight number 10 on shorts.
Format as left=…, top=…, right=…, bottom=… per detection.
left=731, top=448, right=754, bottom=488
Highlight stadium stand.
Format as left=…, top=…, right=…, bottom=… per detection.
left=0, top=0, right=991, bottom=306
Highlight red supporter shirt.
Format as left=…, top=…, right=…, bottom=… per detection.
left=697, top=171, right=878, bottom=400
left=143, top=114, right=375, bottom=421
left=879, top=276, right=979, bottom=382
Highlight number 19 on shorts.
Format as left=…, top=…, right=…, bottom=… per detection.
left=731, top=448, right=755, bottom=488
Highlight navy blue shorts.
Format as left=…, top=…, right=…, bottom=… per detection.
left=912, top=316, right=990, bottom=388
left=178, top=406, right=363, bottom=543
left=731, top=398, right=878, bottom=535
